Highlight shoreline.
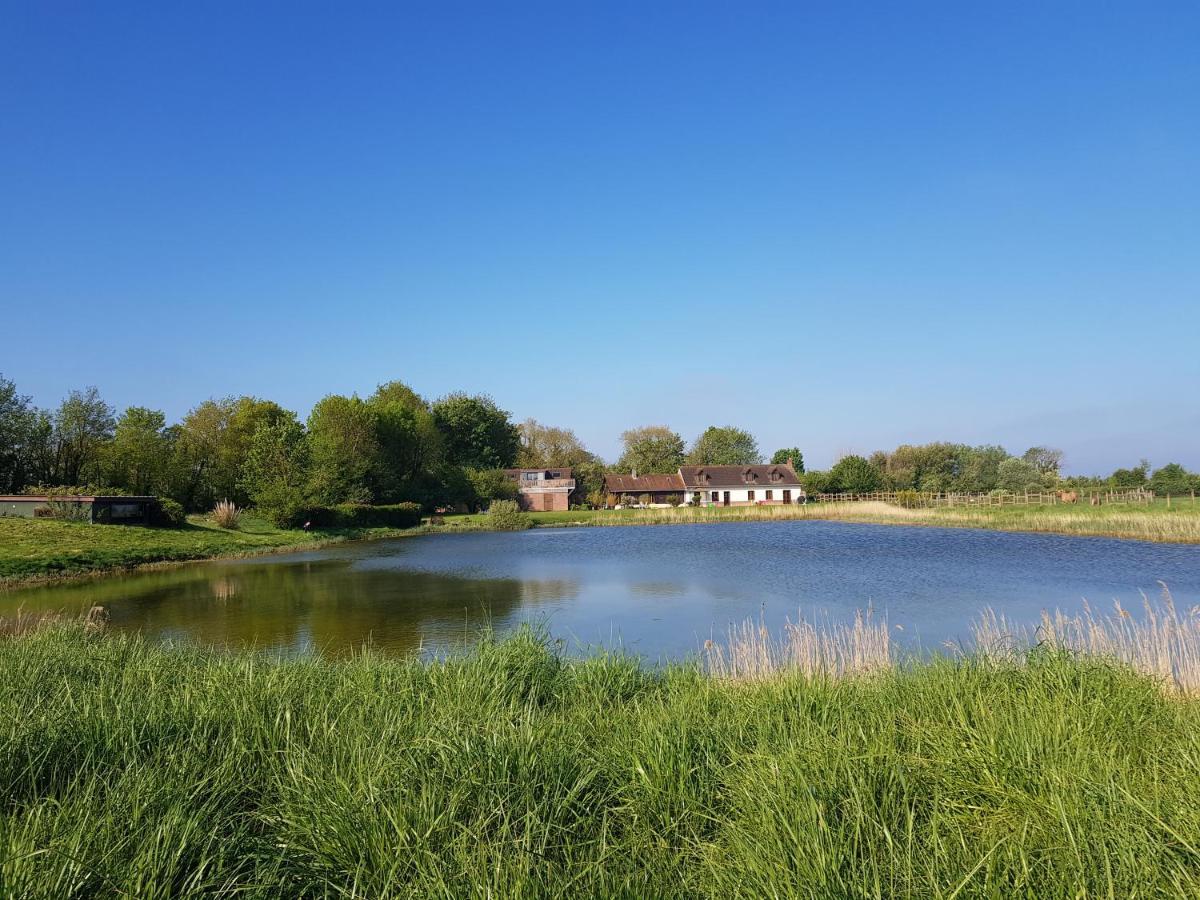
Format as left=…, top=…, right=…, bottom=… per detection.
left=0, top=524, right=423, bottom=592
left=3, top=501, right=1196, bottom=591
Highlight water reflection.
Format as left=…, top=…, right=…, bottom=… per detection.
left=7, top=558, right=574, bottom=657
left=4, top=522, right=1199, bottom=660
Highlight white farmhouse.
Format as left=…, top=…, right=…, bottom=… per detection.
left=679, top=464, right=805, bottom=507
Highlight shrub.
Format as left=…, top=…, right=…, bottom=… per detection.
left=47, top=499, right=90, bottom=521
left=487, top=499, right=531, bottom=531
left=152, top=498, right=187, bottom=528
left=293, top=505, right=337, bottom=529
left=829, top=455, right=883, bottom=494
left=211, top=499, right=241, bottom=529
left=331, top=503, right=422, bottom=529
left=466, top=468, right=519, bottom=509
left=895, top=489, right=924, bottom=508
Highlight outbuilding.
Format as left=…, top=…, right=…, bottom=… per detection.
left=0, top=495, right=158, bottom=524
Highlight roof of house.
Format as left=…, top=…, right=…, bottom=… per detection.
left=678, top=465, right=802, bottom=488
left=602, top=473, right=686, bottom=493
left=0, top=495, right=156, bottom=503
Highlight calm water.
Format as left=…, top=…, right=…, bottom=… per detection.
left=5, top=522, right=1199, bottom=660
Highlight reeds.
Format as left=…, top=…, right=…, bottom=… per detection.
left=590, top=499, right=1200, bottom=543
left=211, top=499, right=241, bottom=529
left=0, top=608, right=62, bottom=637
left=972, top=585, right=1200, bottom=693
left=704, top=608, right=894, bottom=680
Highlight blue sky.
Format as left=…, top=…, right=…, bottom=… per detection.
left=2, top=2, right=1197, bottom=472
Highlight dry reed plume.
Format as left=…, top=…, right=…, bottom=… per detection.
left=972, top=585, right=1200, bottom=693
left=212, top=499, right=242, bottom=529
left=704, top=609, right=893, bottom=680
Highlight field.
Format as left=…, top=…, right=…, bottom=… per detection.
left=0, top=515, right=413, bottom=585
left=438, top=497, right=1200, bottom=544
left=1, top=623, right=1198, bottom=897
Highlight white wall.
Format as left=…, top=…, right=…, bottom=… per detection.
left=683, top=485, right=805, bottom=505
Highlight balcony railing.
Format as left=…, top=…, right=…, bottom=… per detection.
left=518, top=479, right=576, bottom=490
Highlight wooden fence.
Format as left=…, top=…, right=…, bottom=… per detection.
left=809, top=488, right=1159, bottom=508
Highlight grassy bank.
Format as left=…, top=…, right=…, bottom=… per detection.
left=1, top=624, right=1199, bottom=897
left=0, top=515, right=413, bottom=586
left=435, top=497, right=1200, bottom=543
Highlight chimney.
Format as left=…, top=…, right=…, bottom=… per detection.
left=787, top=456, right=794, bottom=468
left=631, top=467, right=637, bottom=478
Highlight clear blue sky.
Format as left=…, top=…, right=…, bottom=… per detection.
left=2, top=2, right=1197, bottom=473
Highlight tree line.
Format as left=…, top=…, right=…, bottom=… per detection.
left=1, top=373, right=1196, bottom=525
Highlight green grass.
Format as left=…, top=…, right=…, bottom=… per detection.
left=0, top=515, right=413, bottom=585
left=1, top=625, right=1199, bottom=897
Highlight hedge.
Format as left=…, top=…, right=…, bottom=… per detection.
left=331, top=503, right=423, bottom=529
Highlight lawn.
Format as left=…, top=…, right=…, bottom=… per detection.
left=1, top=624, right=1198, bottom=897
left=0, top=514, right=412, bottom=585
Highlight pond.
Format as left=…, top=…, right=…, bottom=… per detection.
left=5, top=522, right=1199, bottom=660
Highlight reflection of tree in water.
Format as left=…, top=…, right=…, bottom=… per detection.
left=5, top=560, right=578, bottom=658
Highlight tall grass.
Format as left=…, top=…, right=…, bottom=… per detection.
left=973, top=586, right=1200, bottom=694
left=545, top=499, right=1200, bottom=543
left=2, top=623, right=1200, bottom=896
left=703, top=609, right=893, bottom=680
left=211, top=499, right=241, bottom=529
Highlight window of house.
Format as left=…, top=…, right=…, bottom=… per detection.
left=747, top=490, right=755, bottom=501
left=765, top=490, right=773, bottom=501
left=710, top=491, right=718, bottom=502
left=522, top=472, right=540, bottom=481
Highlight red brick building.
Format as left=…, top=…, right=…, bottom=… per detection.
left=504, top=468, right=576, bottom=511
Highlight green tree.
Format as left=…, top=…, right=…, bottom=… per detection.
left=105, top=407, right=170, bottom=495
left=687, top=426, right=761, bottom=466
left=51, top=387, right=115, bottom=485
left=1110, top=460, right=1150, bottom=488
left=954, top=445, right=1008, bottom=493
left=465, top=468, right=520, bottom=509
left=1022, top=446, right=1063, bottom=479
left=240, top=419, right=311, bottom=527
left=770, top=447, right=805, bottom=473
left=996, top=457, right=1044, bottom=492
left=173, top=397, right=292, bottom=509
left=517, top=419, right=591, bottom=468
left=367, top=381, right=443, bottom=500
left=616, top=426, right=685, bottom=474
left=828, top=455, right=882, bottom=493
left=307, top=395, right=380, bottom=504
left=431, top=393, right=520, bottom=470
left=1149, top=463, right=1194, bottom=497
left=0, top=374, right=36, bottom=492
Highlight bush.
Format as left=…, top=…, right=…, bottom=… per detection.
left=487, top=499, right=531, bottom=531
left=829, top=455, right=883, bottom=494
left=466, top=468, right=520, bottom=509
left=211, top=499, right=241, bottom=529
left=152, top=498, right=187, bottom=528
left=331, top=503, right=422, bottom=529
left=292, top=505, right=337, bottom=529
left=47, top=499, right=90, bottom=522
